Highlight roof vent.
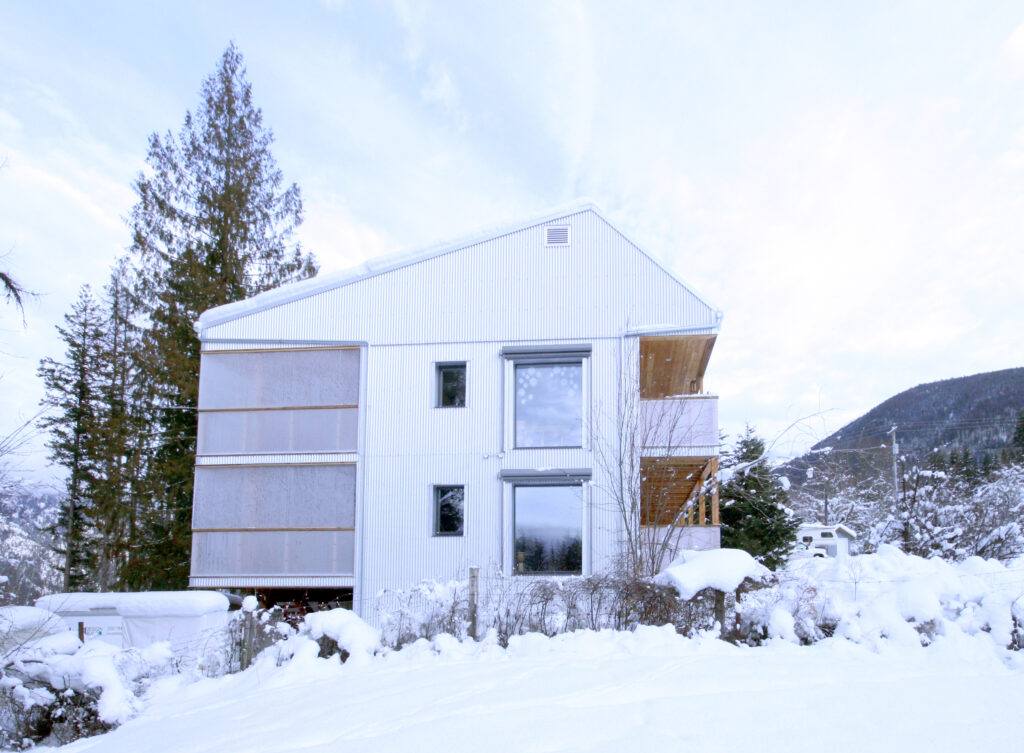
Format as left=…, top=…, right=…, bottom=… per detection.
left=545, top=225, right=570, bottom=246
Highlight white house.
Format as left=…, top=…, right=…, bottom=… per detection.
left=796, top=524, right=857, bottom=557
left=188, top=204, right=723, bottom=619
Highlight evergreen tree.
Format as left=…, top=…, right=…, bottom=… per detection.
left=92, top=261, right=150, bottom=588
left=37, top=286, right=106, bottom=590
left=719, top=426, right=798, bottom=570
left=126, top=44, right=317, bottom=588
left=1012, top=410, right=1024, bottom=461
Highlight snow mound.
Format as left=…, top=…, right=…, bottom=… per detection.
left=656, top=548, right=770, bottom=600
left=303, top=609, right=380, bottom=665
left=739, top=544, right=1024, bottom=649
left=0, top=605, right=65, bottom=634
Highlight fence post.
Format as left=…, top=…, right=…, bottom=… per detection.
left=714, top=591, right=727, bottom=639
left=469, top=566, right=480, bottom=641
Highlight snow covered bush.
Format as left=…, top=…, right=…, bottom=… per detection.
left=0, top=607, right=174, bottom=747
left=734, top=545, right=1024, bottom=650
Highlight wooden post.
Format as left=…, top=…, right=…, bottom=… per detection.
left=77, top=621, right=85, bottom=642
left=468, top=566, right=480, bottom=641
left=710, top=457, right=720, bottom=526
left=697, top=460, right=711, bottom=526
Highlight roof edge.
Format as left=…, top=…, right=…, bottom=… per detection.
left=196, top=201, right=602, bottom=334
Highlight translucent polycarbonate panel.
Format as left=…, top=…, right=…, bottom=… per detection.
left=198, top=349, right=360, bottom=409
left=192, top=464, right=356, bottom=529
left=196, top=407, right=358, bottom=454
left=191, top=530, right=354, bottom=576
left=513, top=485, right=583, bottom=574
left=514, top=362, right=582, bottom=447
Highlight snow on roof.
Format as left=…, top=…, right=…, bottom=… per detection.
left=797, top=523, right=858, bottom=539
left=195, top=201, right=722, bottom=334
left=36, top=593, right=124, bottom=613
left=36, top=591, right=230, bottom=616
left=115, top=591, right=230, bottom=616
left=655, top=548, right=770, bottom=601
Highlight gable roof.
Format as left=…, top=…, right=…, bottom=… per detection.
left=195, top=201, right=722, bottom=334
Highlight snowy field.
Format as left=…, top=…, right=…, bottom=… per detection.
left=4, top=547, right=1018, bottom=752
left=60, top=626, right=1023, bottom=753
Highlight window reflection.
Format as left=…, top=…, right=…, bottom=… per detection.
left=514, top=485, right=582, bottom=574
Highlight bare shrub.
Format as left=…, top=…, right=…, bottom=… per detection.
left=481, top=573, right=719, bottom=645
left=377, top=581, right=470, bottom=649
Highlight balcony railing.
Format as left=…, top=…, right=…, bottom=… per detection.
left=638, top=395, right=718, bottom=452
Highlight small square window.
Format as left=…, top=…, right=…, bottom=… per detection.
left=434, top=486, right=464, bottom=536
left=436, top=363, right=466, bottom=407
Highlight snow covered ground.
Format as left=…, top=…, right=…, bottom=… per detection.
left=58, top=626, right=1023, bottom=753
left=16, top=547, right=1021, bottom=752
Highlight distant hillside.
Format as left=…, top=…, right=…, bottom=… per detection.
left=786, top=368, right=1024, bottom=482
left=0, top=489, right=61, bottom=603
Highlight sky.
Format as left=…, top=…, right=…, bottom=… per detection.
left=1, top=1, right=1023, bottom=487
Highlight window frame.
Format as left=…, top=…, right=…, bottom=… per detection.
left=502, top=346, right=590, bottom=451
left=501, top=471, right=590, bottom=576
left=432, top=484, right=465, bottom=537
left=435, top=361, right=467, bottom=409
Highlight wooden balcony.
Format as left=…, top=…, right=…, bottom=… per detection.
left=640, top=456, right=719, bottom=527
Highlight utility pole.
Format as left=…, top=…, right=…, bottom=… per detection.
left=888, top=425, right=899, bottom=502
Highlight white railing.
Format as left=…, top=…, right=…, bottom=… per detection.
left=639, top=395, right=718, bottom=451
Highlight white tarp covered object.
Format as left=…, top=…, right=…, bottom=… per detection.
left=0, top=606, right=67, bottom=657
left=35, top=591, right=230, bottom=655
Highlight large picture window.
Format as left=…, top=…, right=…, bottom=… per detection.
left=513, top=484, right=583, bottom=574
left=515, top=362, right=583, bottom=447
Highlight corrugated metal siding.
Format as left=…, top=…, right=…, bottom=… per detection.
left=201, top=210, right=718, bottom=345
left=357, top=338, right=628, bottom=613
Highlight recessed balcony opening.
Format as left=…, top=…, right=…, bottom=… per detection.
left=639, top=335, right=717, bottom=399
left=640, top=456, right=719, bottom=527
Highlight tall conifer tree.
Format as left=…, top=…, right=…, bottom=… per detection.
left=127, top=44, right=317, bottom=588
left=38, top=286, right=106, bottom=589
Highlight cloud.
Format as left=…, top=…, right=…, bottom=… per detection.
left=1003, top=21, right=1024, bottom=65
left=419, top=63, right=467, bottom=130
